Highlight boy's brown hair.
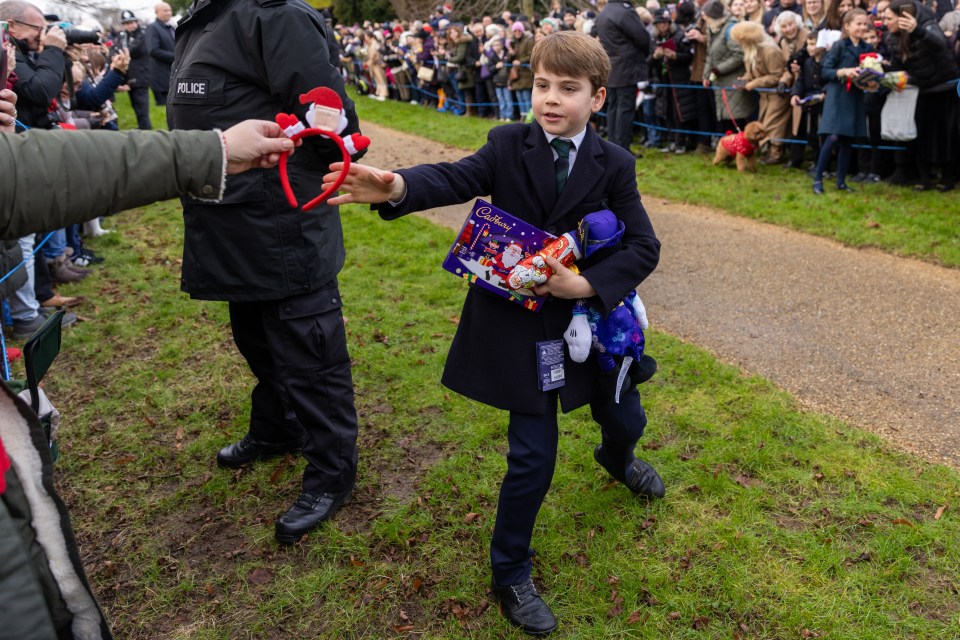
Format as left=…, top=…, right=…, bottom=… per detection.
left=530, top=31, right=610, bottom=94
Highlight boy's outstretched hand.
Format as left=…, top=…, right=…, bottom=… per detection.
left=533, top=256, right=597, bottom=300
left=323, top=162, right=406, bottom=206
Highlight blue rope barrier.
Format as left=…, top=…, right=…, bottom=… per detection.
left=365, top=76, right=928, bottom=151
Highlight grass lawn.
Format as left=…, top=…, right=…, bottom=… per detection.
left=31, top=190, right=960, bottom=637
left=352, top=96, right=960, bottom=269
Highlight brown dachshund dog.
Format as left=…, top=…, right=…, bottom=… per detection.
left=713, top=122, right=766, bottom=173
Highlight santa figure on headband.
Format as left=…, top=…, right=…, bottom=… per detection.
left=298, top=87, right=370, bottom=155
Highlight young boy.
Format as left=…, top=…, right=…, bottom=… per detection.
left=325, top=31, right=663, bottom=636
left=788, top=33, right=826, bottom=171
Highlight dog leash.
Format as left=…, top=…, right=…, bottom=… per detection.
left=720, top=87, right=742, bottom=134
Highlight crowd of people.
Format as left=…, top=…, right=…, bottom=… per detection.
left=1, top=1, right=177, bottom=343
left=334, top=0, right=959, bottom=191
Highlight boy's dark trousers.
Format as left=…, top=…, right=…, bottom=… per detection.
left=789, top=106, right=821, bottom=167
left=491, top=386, right=647, bottom=585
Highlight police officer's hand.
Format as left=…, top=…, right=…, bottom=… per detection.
left=532, top=256, right=597, bottom=299
left=110, top=48, right=130, bottom=73
left=323, top=162, right=406, bottom=205
left=222, top=120, right=297, bottom=174
left=0, top=88, right=18, bottom=133
left=41, top=25, right=67, bottom=51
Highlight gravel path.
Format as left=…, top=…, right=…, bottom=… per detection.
left=362, top=121, right=960, bottom=468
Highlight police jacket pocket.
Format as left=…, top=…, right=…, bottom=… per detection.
left=216, top=171, right=268, bottom=205
left=278, top=285, right=343, bottom=320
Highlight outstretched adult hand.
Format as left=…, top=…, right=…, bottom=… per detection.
left=322, top=162, right=406, bottom=206
left=222, top=120, right=297, bottom=174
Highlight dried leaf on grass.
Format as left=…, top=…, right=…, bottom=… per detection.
left=247, top=567, right=273, bottom=585
left=733, top=473, right=760, bottom=489
left=627, top=610, right=649, bottom=624
left=934, top=504, right=948, bottom=520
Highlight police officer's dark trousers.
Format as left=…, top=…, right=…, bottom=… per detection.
left=228, top=287, right=358, bottom=494
left=128, top=87, right=152, bottom=130
left=490, top=386, right=647, bottom=586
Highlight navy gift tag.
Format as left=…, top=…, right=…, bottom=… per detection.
left=536, top=340, right=566, bottom=391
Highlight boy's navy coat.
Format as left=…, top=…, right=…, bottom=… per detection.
left=378, top=122, right=660, bottom=416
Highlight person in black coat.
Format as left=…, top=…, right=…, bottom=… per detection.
left=120, top=10, right=152, bottom=129
left=787, top=32, right=825, bottom=169
left=882, top=0, right=959, bottom=190
left=596, top=0, right=651, bottom=152
left=651, top=9, right=698, bottom=152
left=167, top=0, right=365, bottom=546
left=321, top=32, right=663, bottom=636
left=146, top=1, right=175, bottom=106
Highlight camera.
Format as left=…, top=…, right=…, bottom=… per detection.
left=64, top=27, right=101, bottom=45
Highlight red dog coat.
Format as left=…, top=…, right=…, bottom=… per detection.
left=720, top=130, right=757, bottom=157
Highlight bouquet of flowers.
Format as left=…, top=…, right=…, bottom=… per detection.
left=851, top=52, right=909, bottom=92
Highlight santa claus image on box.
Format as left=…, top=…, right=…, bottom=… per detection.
left=486, top=241, right=524, bottom=286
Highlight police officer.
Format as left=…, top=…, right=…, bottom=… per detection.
left=120, top=10, right=152, bottom=129
left=166, top=0, right=364, bottom=545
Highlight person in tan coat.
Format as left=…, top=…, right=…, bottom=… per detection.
left=731, top=21, right=791, bottom=164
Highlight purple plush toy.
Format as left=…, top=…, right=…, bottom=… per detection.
left=561, top=210, right=650, bottom=403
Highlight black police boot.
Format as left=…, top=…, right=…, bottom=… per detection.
left=274, top=486, right=354, bottom=544
left=216, top=434, right=303, bottom=468
left=490, top=577, right=558, bottom=636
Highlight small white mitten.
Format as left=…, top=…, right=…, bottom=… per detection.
left=564, top=305, right=592, bottom=363
left=632, top=295, right=649, bottom=330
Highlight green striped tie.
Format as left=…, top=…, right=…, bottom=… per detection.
left=550, top=138, right=573, bottom=194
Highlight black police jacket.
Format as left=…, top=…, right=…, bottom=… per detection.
left=167, top=0, right=363, bottom=302
left=125, top=26, right=151, bottom=88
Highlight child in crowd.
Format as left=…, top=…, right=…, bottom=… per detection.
left=853, top=23, right=888, bottom=182
left=788, top=32, right=826, bottom=170
left=323, top=31, right=663, bottom=636
left=812, top=8, right=873, bottom=194
left=486, top=37, right=514, bottom=121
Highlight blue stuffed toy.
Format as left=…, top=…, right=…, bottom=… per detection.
left=561, top=210, right=655, bottom=403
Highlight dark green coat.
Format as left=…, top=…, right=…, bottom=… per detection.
left=1, top=129, right=224, bottom=240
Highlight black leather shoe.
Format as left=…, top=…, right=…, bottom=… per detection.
left=812, top=181, right=824, bottom=195
left=275, top=487, right=353, bottom=544
left=216, top=434, right=303, bottom=468
left=836, top=183, right=855, bottom=192
left=594, top=445, right=665, bottom=498
left=491, top=578, right=558, bottom=636
left=625, top=457, right=666, bottom=498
